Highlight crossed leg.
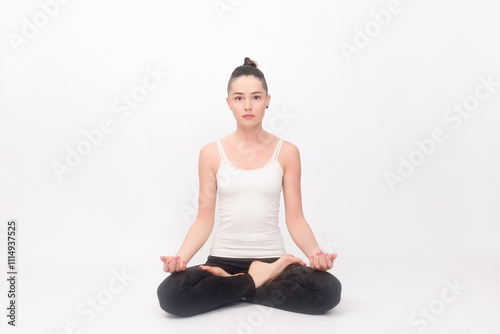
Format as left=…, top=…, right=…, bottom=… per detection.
left=157, top=254, right=341, bottom=317
left=244, top=263, right=342, bottom=314
left=201, top=254, right=305, bottom=288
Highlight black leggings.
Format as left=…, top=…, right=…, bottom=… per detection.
left=156, top=255, right=342, bottom=317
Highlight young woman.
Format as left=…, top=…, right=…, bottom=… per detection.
left=157, top=57, right=341, bottom=317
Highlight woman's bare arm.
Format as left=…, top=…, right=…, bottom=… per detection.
left=282, top=142, right=337, bottom=271
left=161, top=143, right=218, bottom=273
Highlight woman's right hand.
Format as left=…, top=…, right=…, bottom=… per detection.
left=160, top=255, right=187, bottom=273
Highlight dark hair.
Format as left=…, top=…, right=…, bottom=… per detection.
left=227, top=57, right=268, bottom=96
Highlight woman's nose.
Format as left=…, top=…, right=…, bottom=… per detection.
left=244, top=99, right=251, bottom=110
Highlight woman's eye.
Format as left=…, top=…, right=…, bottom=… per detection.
left=235, top=97, right=241, bottom=101
left=254, top=96, right=260, bottom=99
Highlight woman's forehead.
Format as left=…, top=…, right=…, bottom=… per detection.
left=230, top=75, right=265, bottom=92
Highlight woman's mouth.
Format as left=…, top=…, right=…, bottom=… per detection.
left=243, top=114, right=255, bottom=119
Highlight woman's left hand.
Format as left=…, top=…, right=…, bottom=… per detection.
left=310, top=252, right=337, bottom=271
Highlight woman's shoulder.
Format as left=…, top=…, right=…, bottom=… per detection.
left=198, top=135, right=299, bottom=158
left=278, top=139, right=301, bottom=173
left=280, top=138, right=299, bottom=156
left=198, top=134, right=233, bottom=158
left=199, top=140, right=218, bottom=155
left=198, top=140, right=223, bottom=176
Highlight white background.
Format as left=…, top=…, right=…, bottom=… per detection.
left=1, top=0, right=499, bottom=333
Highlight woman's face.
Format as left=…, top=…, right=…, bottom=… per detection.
left=226, top=75, right=270, bottom=124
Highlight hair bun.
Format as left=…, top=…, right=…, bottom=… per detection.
left=243, top=57, right=257, bottom=68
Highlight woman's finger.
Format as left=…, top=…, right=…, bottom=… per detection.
left=163, top=256, right=171, bottom=272
left=161, top=256, right=174, bottom=272
left=314, top=253, right=320, bottom=270
left=170, top=257, right=176, bottom=272
left=330, top=253, right=338, bottom=264
left=317, top=252, right=327, bottom=270
left=174, top=256, right=181, bottom=272
left=324, top=253, right=333, bottom=269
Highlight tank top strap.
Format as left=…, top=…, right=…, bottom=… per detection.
left=272, top=138, right=284, bottom=160
left=216, top=140, right=226, bottom=161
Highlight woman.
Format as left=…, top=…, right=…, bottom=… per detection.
left=157, top=57, right=341, bottom=317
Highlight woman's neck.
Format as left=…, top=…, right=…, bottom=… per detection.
left=232, top=127, right=270, bottom=144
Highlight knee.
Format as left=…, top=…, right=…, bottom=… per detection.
left=322, top=273, right=342, bottom=312
left=157, top=277, right=176, bottom=315
left=317, top=273, right=342, bottom=313
left=157, top=276, right=192, bottom=317
left=328, top=274, right=342, bottom=309
left=285, top=267, right=342, bottom=314
left=158, top=270, right=211, bottom=317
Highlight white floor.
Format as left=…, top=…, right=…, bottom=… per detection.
left=3, top=257, right=499, bottom=334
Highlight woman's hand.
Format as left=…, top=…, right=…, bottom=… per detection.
left=160, top=255, right=187, bottom=273
left=309, top=252, right=337, bottom=271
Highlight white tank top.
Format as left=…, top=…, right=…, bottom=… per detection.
left=209, top=137, right=287, bottom=258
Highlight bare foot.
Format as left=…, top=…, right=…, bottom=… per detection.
left=199, top=265, right=244, bottom=277
left=248, top=254, right=305, bottom=288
